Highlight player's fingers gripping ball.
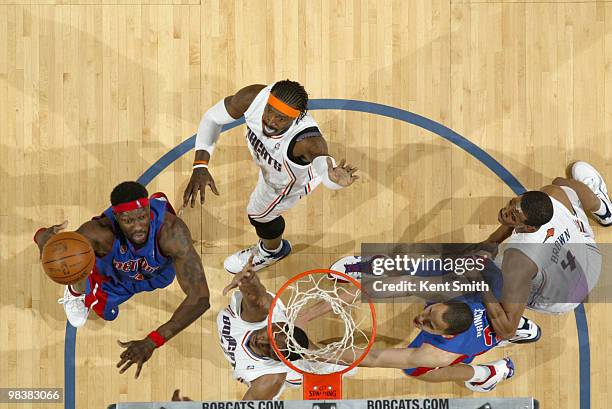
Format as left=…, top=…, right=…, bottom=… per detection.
left=41, top=231, right=95, bottom=285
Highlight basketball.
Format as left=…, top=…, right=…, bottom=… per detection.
left=41, top=231, right=95, bottom=285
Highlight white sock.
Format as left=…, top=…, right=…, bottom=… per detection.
left=260, top=241, right=282, bottom=254
left=594, top=199, right=608, bottom=216
left=467, top=365, right=492, bottom=383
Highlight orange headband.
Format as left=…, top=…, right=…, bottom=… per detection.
left=267, top=94, right=300, bottom=118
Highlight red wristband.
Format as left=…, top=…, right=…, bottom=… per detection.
left=33, top=227, right=48, bottom=244
left=147, top=330, right=166, bottom=348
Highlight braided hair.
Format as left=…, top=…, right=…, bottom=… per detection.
left=270, top=79, right=309, bottom=121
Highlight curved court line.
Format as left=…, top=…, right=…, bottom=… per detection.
left=66, top=98, right=590, bottom=409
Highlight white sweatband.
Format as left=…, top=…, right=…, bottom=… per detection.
left=194, top=99, right=236, bottom=156
left=312, top=156, right=343, bottom=190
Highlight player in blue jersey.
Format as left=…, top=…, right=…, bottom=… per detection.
left=339, top=300, right=516, bottom=392
left=34, top=181, right=210, bottom=379
left=328, top=254, right=540, bottom=392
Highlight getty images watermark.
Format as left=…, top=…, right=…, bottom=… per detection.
left=358, top=242, right=612, bottom=304
left=368, top=253, right=490, bottom=294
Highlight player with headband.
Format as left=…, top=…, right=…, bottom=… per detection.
left=33, top=181, right=211, bottom=379
left=183, top=80, right=359, bottom=274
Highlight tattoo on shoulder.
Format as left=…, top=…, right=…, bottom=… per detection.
left=160, top=216, right=195, bottom=258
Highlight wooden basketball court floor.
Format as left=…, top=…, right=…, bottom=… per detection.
left=1, top=1, right=612, bottom=408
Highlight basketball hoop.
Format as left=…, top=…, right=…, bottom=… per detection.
left=268, top=269, right=376, bottom=400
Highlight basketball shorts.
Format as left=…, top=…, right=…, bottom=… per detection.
left=247, top=172, right=321, bottom=223
left=84, top=265, right=175, bottom=321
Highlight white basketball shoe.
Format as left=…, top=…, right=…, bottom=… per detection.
left=465, top=358, right=515, bottom=393
left=497, top=316, right=541, bottom=347
left=57, top=286, right=89, bottom=328
left=224, top=240, right=292, bottom=274
left=571, top=161, right=612, bottom=226
left=328, top=255, right=389, bottom=282
left=329, top=256, right=366, bottom=282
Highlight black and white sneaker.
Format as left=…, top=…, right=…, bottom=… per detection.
left=223, top=240, right=292, bottom=274
left=497, top=316, right=541, bottom=347
left=571, top=161, right=612, bottom=226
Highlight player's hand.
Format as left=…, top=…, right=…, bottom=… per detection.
left=327, top=157, right=359, bottom=187
left=183, top=168, right=219, bottom=208
left=34, top=221, right=69, bottom=255
left=171, top=389, right=193, bottom=401
left=116, top=338, right=157, bottom=379
left=34, top=220, right=69, bottom=244
left=222, top=255, right=256, bottom=295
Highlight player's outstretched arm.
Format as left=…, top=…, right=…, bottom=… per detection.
left=482, top=248, right=535, bottom=340
left=223, top=255, right=273, bottom=323
left=242, top=373, right=287, bottom=400
left=33, top=220, right=70, bottom=255
left=183, top=84, right=266, bottom=208
left=116, top=214, right=210, bottom=379
left=340, top=343, right=456, bottom=370
left=292, top=136, right=358, bottom=189
left=157, top=214, right=211, bottom=336
left=34, top=219, right=113, bottom=258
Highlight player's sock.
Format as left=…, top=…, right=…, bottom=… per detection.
left=467, top=364, right=493, bottom=383
left=465, top=358, right=515, bottom=392
left=68, top=285, right=82, bottom=297
left=260, top=241, right=282, bottom=255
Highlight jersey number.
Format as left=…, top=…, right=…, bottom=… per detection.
left=483, top=326, right=497, bottom=347
left=561, top=250, right=577, bottom=271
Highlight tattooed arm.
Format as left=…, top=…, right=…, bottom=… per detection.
left=116, top=212, right=210, bottom=378
left=156, top=213, right=211, bottom=338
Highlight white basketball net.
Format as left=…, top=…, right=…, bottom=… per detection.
left=272, top=273, right=372, bottom=374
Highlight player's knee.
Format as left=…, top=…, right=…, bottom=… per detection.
left=249, top=216, right=285, bottom=239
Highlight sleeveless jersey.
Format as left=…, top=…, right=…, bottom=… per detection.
left=94, top=198, right=175, bottom=293
left=496, top=194, right=600, bottom=309
left=404, top=302, right=499, bottom=376
left=216, top=291, right=303, bottom=388
left=243, top=84, right=321, bottom=196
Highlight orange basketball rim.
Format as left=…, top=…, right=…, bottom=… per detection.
left=267, top=269, right=377, bottom=400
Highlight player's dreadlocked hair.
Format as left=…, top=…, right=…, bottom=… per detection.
left=110, top=181, right=149, bottom=206
left=271, top=79, right=309, bottom=121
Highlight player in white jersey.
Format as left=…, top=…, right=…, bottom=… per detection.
left=183, top=80, right=358, bottom=274
left=478, top=161, right=612, bottom=340
left=216, top=255, right=310, bottom=400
